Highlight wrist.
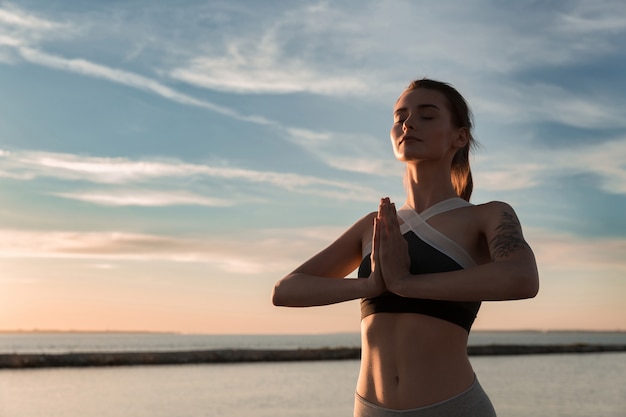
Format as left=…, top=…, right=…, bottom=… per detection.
left=387, top=273, right=411, bottom=297
left=362, top=273, right=384, bottom=298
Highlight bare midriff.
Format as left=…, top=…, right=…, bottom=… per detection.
left=356, top=312, right=475, bottom=410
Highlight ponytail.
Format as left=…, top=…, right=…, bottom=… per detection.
left=452, top=142, right=473, bottom=201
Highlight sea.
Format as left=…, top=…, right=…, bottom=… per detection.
left=0, top=331, right=625, bottom=417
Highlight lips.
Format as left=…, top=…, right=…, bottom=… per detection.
left=400, top=135, right=420, bottom=145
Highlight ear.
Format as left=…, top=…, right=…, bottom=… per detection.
left=452, top=127, right=469, bottom=150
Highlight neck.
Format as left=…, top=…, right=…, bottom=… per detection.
left=404, top=162, right=458, bottom=212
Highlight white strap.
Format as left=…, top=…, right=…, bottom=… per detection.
left=361, top=198, right=476, bottom=269
left=413, top=197, right=472, bottom=221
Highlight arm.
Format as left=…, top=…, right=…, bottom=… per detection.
left=379, top=200, right=539, bottom=301
left=272, top=212, right=385, bottom=307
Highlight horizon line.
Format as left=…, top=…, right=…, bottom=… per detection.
left=2, top=329, right=625, bottom=334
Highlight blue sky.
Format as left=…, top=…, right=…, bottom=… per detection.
left=1, top=0, right=625, bottom=333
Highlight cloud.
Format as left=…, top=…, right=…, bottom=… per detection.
left=561, top=136, right=626, bottom=194
left=15, top=47, right=277, bottom=126
left=164, top=1, right=625, bottom=95
left=6, top=43, right=393, bottom=179
left=473, top=133, right=626, bottom=195
left=169, top=44, right=368, bottom=95
left=0, top=225, right=347, bottom=275
left=0, top=4, right=61, bottom=30
left=0, top=17, right=396, bottom=177
left=472, top=82, right=626, bottom=130
left=284, top=128, right=401, bottom=176
left=0, top=3, right=69, bottom=62
left=52, top=190, right=234, bottom=207
left=159, top=0, right=626, bottom=140
left=0, top=3, right=76, bottom=55
left=556, top=1, right=626, bottom=34
left=474, top=163, right=544, bottom=191
left=2, top=224, right=625, bottom=280
left=527, top=226, right=626, bottom=273
left=166, top=2, right=374, bottom=96
left=0, top=4, right=275, bottom=125
left=0, top=148, right=379, bottom=202
left=3, top=1, right=626, bottom=193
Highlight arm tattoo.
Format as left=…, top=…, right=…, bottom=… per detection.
left=490, top=211, right=529, bottom=259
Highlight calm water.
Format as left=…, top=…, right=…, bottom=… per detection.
left=0, top=332, right=625, bottom=417
left=2, top=331, right=626, bottom=354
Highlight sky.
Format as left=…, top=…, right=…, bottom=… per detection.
left=1, top=0, right=625, bottom=334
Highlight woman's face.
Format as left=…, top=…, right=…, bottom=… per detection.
left=390, top=88, right=464, bottom=163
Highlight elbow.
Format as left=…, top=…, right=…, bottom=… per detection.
left=271, top=284, right=284, bottom=306
left=514, top=272, right=539, bottom=300
left=271, top=278, right=290, bottom=306
left=517, top=283, right=538, bottom=300
left=526, top=276, right=540, bottom=299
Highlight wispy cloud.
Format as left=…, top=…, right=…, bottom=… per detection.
left=165, top=1, right=626, bottom=94
left=0, top=226, right=346, bottom=275
left=52, top=190, right=234, bottom=207
left=527, top=226, right=626, bottom=273
left=3, top=225, right=625, bottom=279
left=7, top=43, right=382, bottom=177
left=169, top=42, right=367, bottom=95
left=556, top=1, right=626, bottom=34
left=16, top=47, right=277, bottom=126
left=166, top=2, right=374, bottom=96
left=473, top=133, right=626, bottom=195
left=2, top=1, right=626, bottom=195
left=0, top=3, right=276, bottom=124
left=474, top=163, right=544, bottom=191
left=561, top=136, right=626, bottom=194
left=0, top=2, right=75, bottom=59
left=472, top=82, right=626, bottom=130
left=284, top=128, right=400, bottom=176
left=0, top=8, right=393, bottom=176
left=0, top=148, right=379, bottom=202
left=0, top=3, right=61, bottom=30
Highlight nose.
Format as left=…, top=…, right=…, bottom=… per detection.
left=403, top=115, right=415, bottom=131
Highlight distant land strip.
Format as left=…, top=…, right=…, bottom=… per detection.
left=2, top=345, right=626, bottom=369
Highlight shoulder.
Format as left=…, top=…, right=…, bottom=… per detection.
left=471, top=201, right=523, bottom=231
left=352, top=211, right=377, bottom=237
left=332, top=211, right=376, bottom=245
left=361, top=211, right=378, bottom=222
left=473, top=201, right=531, bottom=255
left=473, top=200, right=515, bottom=213
left=471, top=201, right=517, bottom=217
left=347, top=211, right=377, bottom=230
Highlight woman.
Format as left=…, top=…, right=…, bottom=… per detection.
left=272, top=79, right=539, bottom=416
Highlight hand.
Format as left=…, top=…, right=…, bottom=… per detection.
left=365, top=215, right=387, bottom=298
left=376, top=197, right=411, bottom=294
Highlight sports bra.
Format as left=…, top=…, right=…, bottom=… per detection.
left=358, top=198, right=481, bottom=333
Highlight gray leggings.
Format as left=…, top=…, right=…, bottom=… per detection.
left=354, top=378, right=496, bottom=417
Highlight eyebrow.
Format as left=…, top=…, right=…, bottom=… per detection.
left=394, top=104, right=440, bottom=114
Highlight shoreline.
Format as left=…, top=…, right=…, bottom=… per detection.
left=2, top=344, right=626, bottom=369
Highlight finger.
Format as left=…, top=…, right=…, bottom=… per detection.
left=388, top=202, right=401, bottom=231
left=378, top=197, right=387, bottom=216
left=378, top=199, right=388, bottom=232
left=372, top=217, right=380, bottom=255
left=372, top=217, right=378, bottom=247
left=381, top=200, right=395, bottom=232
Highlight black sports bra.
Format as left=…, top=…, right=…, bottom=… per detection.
left=357, top=198, right=481, bottom=333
